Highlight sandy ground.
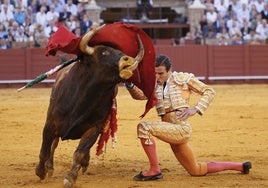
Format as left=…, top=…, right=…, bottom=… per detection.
left=0, top=84, right=268, bottom=188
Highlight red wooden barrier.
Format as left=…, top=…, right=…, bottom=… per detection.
left=0, top=45, right=268, bottom=88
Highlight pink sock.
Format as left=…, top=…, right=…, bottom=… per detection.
left=140, top=138, right=161, bottom=176
left=207, top=162, right=243, bottom=173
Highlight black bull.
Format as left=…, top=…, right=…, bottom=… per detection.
left=35, top=28, right=144, bottom=187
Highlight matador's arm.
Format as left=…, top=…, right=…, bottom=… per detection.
left=125, top=83, right=148, bottom=100
left=187, top=76, right=216, bottom=115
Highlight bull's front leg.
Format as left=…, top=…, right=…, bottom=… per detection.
left=81, top=149, right=90, bottom=174
left=45, top=137, right=60, bottom=177
left=35, top=122, right=57, bottom=180
left=63, top=126, right=100, bottom=188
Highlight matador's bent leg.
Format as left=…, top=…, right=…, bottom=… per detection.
left=170, top=143, right=207, bottom=176
left=170, top=143, right=252, bottom=176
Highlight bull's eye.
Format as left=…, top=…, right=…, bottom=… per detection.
left=102, top=50, right=110, bottom=56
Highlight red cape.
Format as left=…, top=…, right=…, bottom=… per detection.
left=46, top=22, right=157, bottom=117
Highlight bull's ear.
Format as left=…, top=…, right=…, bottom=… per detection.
left=79, top=24, right=106, bottom=55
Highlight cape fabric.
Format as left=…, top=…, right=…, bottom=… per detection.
left=46, top=22, right=157, bottom=117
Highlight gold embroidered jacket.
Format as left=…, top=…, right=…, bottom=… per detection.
left=127, top=72, right=216, bottom=116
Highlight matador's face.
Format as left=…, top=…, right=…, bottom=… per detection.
left=155, top=65, right=171, bottom=85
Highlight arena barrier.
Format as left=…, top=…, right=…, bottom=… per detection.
left=0, top=45, right=268, bottom=88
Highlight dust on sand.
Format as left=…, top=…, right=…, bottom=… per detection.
left=0, top=84, right=267, bottom=188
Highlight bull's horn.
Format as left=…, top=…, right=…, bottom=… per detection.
left=124, top=35, right=144, bottom=72
left=134, top=35, right=144, bottom=64
left=79, top=24, right=105, bottom=55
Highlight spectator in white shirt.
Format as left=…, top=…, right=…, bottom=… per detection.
left=256, top=19, right=268, bottom=40
left=36, top=6, right=48, bottom=27
left=66, top=0, right=78, bottom=17
left=215, top=0, right=229, bottom=18
left=229, top=0, right=242, bottom=15
left=226, top=14, right=241, bottom=30
left=1, top=0, right=14, bottom=13
left=44, top=19, right=58, bottom=37
left=216, top=27, right=230, bottom=45
left=46, top=4, right=59, bottom=23
left=229, top=21, right=242, bottom=38
left=51, top=0, right=64, bottom=13
left=243, top=28, right=262, bottom=44
left=242, top=0, right=255, bottom=11
left=0, top=5, right=14, bottom=28
left=15, top=27, right=28, bottom=42
left=9, top=21, right=20, bottom=42
left=206, top=6, right=218, bottom=24
left=237, top=3, right=250, bottom=23
left=20, top=0, right=28, bottom=9
left=254, top=0, right=265, bottom=13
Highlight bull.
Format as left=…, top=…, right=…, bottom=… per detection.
left=35, top=26, right=144, bottom=187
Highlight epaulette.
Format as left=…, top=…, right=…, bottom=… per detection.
left=172, top=71, right=194, bottom=85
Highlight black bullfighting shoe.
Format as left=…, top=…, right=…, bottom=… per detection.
left=242, top=161, right=252, bottom=174
left=133, top=171, right=163, bottom=181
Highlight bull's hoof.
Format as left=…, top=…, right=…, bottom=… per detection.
left=63, top=178, right=74, bottom=188
left=45, top=161, right=54, bottom=177
left=63, top=173, right=77, bottom=188
left=81, top=166, right=88, bottom=174
left=47, top=168, right=54, bottom=177
left=35, top=165, right=47, bottom=180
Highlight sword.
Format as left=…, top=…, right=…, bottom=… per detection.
left=17, top=57, right=78, bottom=92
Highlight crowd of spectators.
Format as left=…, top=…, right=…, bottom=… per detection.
left=177, top=0, right=268, bottom=45
left=1, top=0, right=268, bottom=49
left=0, top=0, right=94, bottom=49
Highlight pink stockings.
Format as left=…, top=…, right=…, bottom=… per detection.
left=207, top=162, right=243, bottom=173
left=140, top=138, right=243, bottom=176
left=140, top=138, right=161, bottom=176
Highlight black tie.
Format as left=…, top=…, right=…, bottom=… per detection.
left=163, top=82, right=166, bottom=99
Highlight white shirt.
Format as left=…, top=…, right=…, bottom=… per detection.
left=36, top=11, right=48, bottom=27
left=46, top=10, right=59, bottom=22
left=256, top=24, right=268, bottom=39
left=206, top=11, right=218, bottom=23
left=66, top=3, right=78, bottom=16
left=237, top=6, right=250, bottom=22
left=254, top=1, right=265, bottom=13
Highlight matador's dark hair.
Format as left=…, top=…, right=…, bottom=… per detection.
left=155, top=54, right=172, bottom=71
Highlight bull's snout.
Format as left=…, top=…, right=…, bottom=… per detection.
left=119, top=55, right=138, bottom=80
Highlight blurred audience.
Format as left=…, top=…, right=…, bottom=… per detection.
left=0, top=0, right=268, bottom=49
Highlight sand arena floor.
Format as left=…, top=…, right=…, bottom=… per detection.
left=0, top=84, right=267, bottom=188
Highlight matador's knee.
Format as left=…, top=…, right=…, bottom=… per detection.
left=189, top=162, right=208, bottom=176
left=137, top=122, right=150, bottom=139
left=137, top=122, right=154, bottom=145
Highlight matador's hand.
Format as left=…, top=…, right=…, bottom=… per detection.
left=177, top=107, right=198, bottom=121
